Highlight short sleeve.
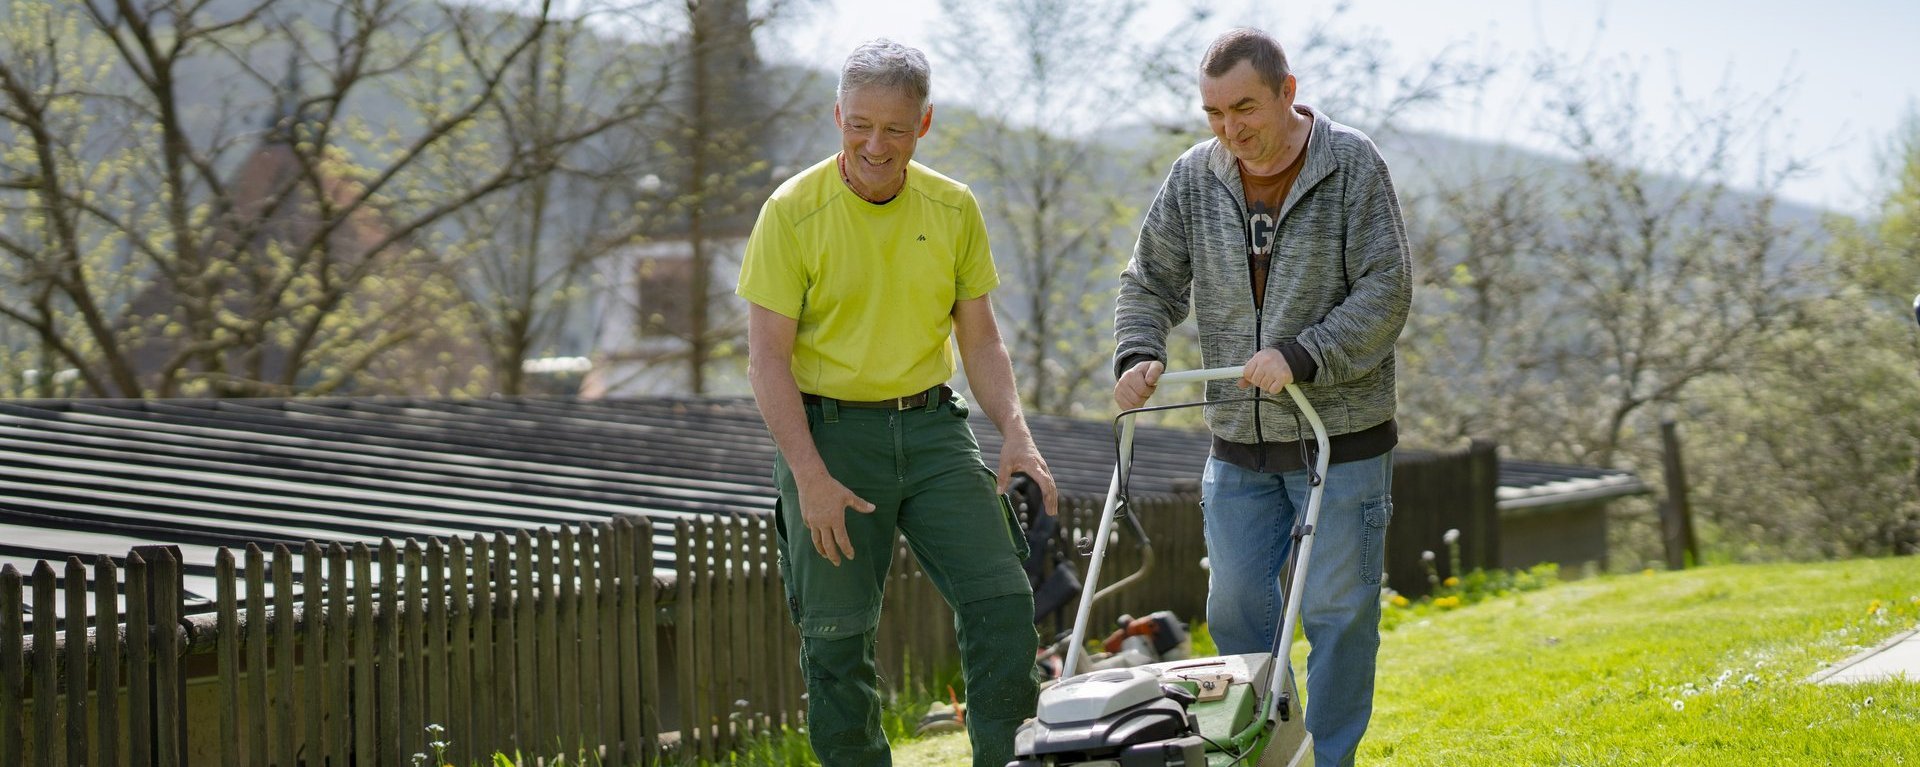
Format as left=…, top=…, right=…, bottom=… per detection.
left=953, top=190, right=999, bottom=300
left=735, top=198, right=808, bottom=318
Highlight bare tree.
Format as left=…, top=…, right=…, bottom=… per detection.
left=0, top=0, right=656, bottom=397
left=929, top=0, right=1203, bottom=415
left=427, top=7, right=673, bottom=395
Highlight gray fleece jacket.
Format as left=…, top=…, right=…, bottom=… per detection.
left=1114, top=106, right=1412, bottom=444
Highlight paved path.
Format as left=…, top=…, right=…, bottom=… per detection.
left=1809, top=627, right=1920, bottom=684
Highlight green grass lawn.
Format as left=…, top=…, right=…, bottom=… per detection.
left=890, top=556, right=1920, bottom=767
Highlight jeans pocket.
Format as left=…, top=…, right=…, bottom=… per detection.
left=1360, top=494, right=1392, bottom=586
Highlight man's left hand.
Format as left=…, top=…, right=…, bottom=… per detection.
left=1238, top=348, right=1295, bottom=392
left=997, top=435, right=1058, bottom=517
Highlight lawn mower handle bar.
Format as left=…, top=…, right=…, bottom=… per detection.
left=1062, top=366, right=1332, bottom=702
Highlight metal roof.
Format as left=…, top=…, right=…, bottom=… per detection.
left=0, top=396, right=1643, bottom=618
left=1497, top=459, right=1651, bottom=511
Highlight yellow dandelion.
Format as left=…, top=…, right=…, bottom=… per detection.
left=1868, top=599, right=1883, bottom=616
left=1443, top=576, right=1460, bottom=588
left=1434, top=596, right=1462, bottom=609
left=1390, top=595, right=1410, bottom=608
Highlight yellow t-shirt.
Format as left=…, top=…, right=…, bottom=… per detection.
left=737, top=156, right=999, bottom=401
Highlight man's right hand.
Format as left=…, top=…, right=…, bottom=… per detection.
left=795, top=470, right=876, bottom=566
left=1114, top=360, right=1166, bottom=411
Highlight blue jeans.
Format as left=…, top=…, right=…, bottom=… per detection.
left=1201, top=452, right=1392, bottom=767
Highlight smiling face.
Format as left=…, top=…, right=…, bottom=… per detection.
left=1200, top=59, right=1297, bottom=173
left=834, top=85, right=931, bottom=202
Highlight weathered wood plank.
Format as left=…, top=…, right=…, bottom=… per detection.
left=492, top=534, right=517, bottom=753
left=216, top=550, right=241, bottom=767
left=445, top=537, right=472, bottom=767
left=468, top=536, right=494, bottom=765
left=556, top=525, right=581, bottom=759
left=245, top=545, right=270, bottom=765
left=378, top=542, right=402, bottom=767
left=2, top=565, right=24, bottom=767
left=271, top=546, right=297, bottom=767
left=616, top=519, right=642, bottom=764
left=425, top=539, right=450, bottom=756
left=303, top=543, right=328, bottom=767
left=674, top=521, right=696, bottom=763
left=575, top=525, right=605, bottom=760
left=126, top=553, right=151, bottom=767
left=63, top=557, right=88, bottom=767
left=402, top=540, right=425, bottom=759
left=594, top=525, right=621, bottom=763
left=154, top=550, right=182, bottom=767
left=535, top=528, right=559, bottom=758
left=93, top=556, right=120, bottom=767
left=513, top=531, right=538, bottom=757
left=637, top=521, right=662, bottom=764
left=352, top=544, right=375, bottom=767
left=327, top=543, right=351, bottom=765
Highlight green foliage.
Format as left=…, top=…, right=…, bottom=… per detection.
left=1380, top=562, right=1560, bottom=632
left=1678, top=115, right=1920, bottom=559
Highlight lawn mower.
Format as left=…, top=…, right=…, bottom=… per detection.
left=1010, top=366, right=1324, bottom=767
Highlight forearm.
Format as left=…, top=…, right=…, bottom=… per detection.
left=958, top=322, right=1033, bottom=443
left=748, top=347, right=828, bottom=482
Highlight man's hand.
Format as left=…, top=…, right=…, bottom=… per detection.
left=794, top=469, right=876, bottom=566
left=1238, top=348, right=1294, bottom=392
left=997, top=433, right=1058, bottom=516
left=1114, top=360, right=1165, bottom=411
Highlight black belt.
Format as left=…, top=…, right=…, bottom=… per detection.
left=801, top=385, right=946, bottom=410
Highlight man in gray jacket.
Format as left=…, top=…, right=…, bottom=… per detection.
left=1113, top=28, right=1411, bottom=767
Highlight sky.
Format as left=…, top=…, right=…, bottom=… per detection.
left=768, top=0, right=1920, bottom=214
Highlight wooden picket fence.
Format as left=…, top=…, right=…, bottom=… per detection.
left=0, top=443, right=1490, bottom=765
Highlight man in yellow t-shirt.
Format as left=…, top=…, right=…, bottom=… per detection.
left=737, top=39, right=1057, bottom=767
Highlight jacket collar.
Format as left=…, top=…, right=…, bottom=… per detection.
left=1206, top=104, right=1335, bottom=220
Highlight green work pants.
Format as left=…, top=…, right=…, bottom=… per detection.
left=773, top=392, right=1039, bottom=767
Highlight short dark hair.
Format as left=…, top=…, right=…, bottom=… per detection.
left=1200, top=28, right=1290, bottom=96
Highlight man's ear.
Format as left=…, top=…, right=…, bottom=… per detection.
left=918, top=104, right=933, bottom=138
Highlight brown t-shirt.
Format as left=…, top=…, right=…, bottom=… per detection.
left=1241, top=132, right=1309, bottom=309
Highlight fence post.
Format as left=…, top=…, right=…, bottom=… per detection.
left=675, top=521, right=696, bottom=762
left=575, top=526, right=605, bottom=760
left=403, top=539, right=426, bottom=760
left=125, top=552, right=151, bottom=767
left=94, top=555, right=120, bottom=767
left=217, top=549, right=241, bottom=767
left=468, top=536, right=494, bottom=765
left=245, top=545, right=270, bottom=765
left=271, top=545, right=297, bottom=767
left=445, top=537, right=473, bottom=767
left=302, top=542, right=326, bottom=767
left=326, top=543, right=351, bottom=765
left=2, top=565, right=22, bottom=767
left=378, top=541, right=401, bottom=767
left=63, top=556, right=88, bottom=767
left=151, top=548, right=184, bottom=767
left=1659, top=420, right=1700, bottom=569
left=425, top=538, right=451, bottom=756
left=352, top=544, right=375, bottom=767
left=638, top=521, right=662, bottom=763
left=556, top=525, right=581, bottom=759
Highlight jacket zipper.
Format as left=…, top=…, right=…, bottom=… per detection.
left=1218, top=170, right=1267, bottom=470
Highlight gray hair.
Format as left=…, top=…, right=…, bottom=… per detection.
left=837, top=39, right=931, bottom=110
